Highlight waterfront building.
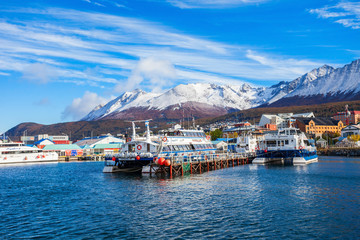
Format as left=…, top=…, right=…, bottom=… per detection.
left=341, top=124, right=360, bottom=137
left=333, top=111, right=360, bottom=125
left=42, top=144, right=82, bottom=158
left=74, top=135, right=125, bottom=148
left=295, top=117, right=344, bottom=137
left=34, top=138, right=55, bottom=149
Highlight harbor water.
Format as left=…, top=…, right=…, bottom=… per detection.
left=0, top=157, right=359, bottom=239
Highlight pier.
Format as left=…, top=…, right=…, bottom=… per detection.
left=144, top=153, right=254, bottom=178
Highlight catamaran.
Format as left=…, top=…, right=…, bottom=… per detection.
left=0, top=141, right=58, bottom=164
left=253, top=127, right=318, bottom=165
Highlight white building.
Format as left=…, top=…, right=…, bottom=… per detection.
left=341, top=124, right=360, bottom=138
left=75, top=135, right=125, bottom=148
left=259, top=112, right=315, bottom=129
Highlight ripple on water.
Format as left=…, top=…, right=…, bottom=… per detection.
left=0, top=159, right=359, bottom=239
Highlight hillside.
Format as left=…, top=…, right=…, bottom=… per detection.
left=198, top=100, right=360, bottom=126
left=6, top=100, right=360, bottom=140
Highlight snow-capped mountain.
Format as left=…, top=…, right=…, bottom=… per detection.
left=265, top=59, right=360, bottom=107
left=82, top=59, right=360, bottom=121
left=82, top=83, right=266, bottom=121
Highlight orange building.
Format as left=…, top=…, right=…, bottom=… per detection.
left=333, top=111, right=360, bottom=125
left=295, top=117, right=344, bottom=136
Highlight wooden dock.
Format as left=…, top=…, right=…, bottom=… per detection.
left=145, top=153, right=254, bottom=178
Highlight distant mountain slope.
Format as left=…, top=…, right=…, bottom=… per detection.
left=82, top=59, right=360, bottom=121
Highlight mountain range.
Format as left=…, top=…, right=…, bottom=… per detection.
left=83, top=59, right=360, bottom=121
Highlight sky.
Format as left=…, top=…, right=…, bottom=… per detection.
left=1, top=0, right=360, bottom=134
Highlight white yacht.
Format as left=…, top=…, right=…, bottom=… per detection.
left=0, top=141, right=58, bottom=164
left=253, top=127, right=318, bottom=165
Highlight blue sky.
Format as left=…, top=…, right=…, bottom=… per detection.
left=1, top=0, right=360, bottom=134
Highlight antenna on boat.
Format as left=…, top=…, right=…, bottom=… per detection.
left=125, top=119, right=152, bottom=141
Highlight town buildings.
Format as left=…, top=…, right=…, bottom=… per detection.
left=333, top=111, right=360, bottom=125
left=295, top=117, right=344, bottom=137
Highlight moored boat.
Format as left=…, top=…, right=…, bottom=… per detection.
left=0, top=142, right=58, bottom=164
left=253, top=127, right=318, bottom=165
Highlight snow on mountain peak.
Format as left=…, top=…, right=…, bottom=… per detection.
left=82, top=59, right=360, bottom=121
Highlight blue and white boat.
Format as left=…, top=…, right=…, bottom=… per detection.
left=253, top=127, right=318, bottom=165
left=103, top=120, right=159, bottom=173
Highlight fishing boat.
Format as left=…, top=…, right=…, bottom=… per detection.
left=253, top=127, right=318, bottom=165
left=0, top=141, right=58, bottom=164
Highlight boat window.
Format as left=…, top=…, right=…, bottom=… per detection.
left=279, top=130, right=285, bottom=135
left=266, top=140, right=276, bottom=147
left=285, top=140, right=289, bottom=145
left=290, top=130, right=296, bottom=135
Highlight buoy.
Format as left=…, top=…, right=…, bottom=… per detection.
left=164, top=159, right=171, bottom=167
left=206, top=135, right=211, bottom=140
left=137, top=145, right=142, bottom=150
left=136, top=155, right=140, bottom=160
left=158, top=157, right=165, bottom=165
left=153, top=157, right=157, bottom=163
left=264, top=149, right=268, bottom=153
left=162, top=136, right=167, bottom=142
left=25, top=157, right=28, bottom=160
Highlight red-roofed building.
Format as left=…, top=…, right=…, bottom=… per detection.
left=333, top=111, right=360, bottom=125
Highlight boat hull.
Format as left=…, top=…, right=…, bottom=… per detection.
left=253, top=150, right=318, bottom=165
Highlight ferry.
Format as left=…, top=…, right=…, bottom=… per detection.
left=103, top=120, right=159, bottom=173
left=0, top=141, right=58, bottom=164
left=103, top=121, right=216, bottom=173
left=253, top=127, right=318, bottom=165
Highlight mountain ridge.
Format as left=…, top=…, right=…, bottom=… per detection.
left=83, top=59, right=360, bottom=121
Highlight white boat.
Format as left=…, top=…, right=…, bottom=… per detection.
left=103, top=120, right=159, bottom=173
left=0, top=142, right=58, bottom=164
left=253, top=127, right=318, bottom=165
left=235, top=134, right=257, bottom=157
left=103, top=121, right=217, bottom=173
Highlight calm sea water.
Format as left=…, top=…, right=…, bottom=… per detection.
left=0, top=156, right=359, bottom=239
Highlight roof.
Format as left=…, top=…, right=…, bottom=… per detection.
left=34, top=138, right=54, bottom=145
left=212, top=140, right=227, bottom=145
left=75, top=136, right=123, bottom=147
left=91, top=143, right=123, bottom=149
left=43, top=144, right=81, bottom=150
left=296, top=117, right=341, bottom=126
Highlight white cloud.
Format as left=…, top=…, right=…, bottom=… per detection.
left=22, top=63, right=59, bottom=84
left=165, top=0, right=267, bottom=9
left=309, top=2, right=360, bottom=29
left=34, top=98, right=50, bottom=106
left=0, top=7, right=326, bottom=92
left=62, top=91, right=114, bottom=120
left=116, top=57, right=176, bottom=92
